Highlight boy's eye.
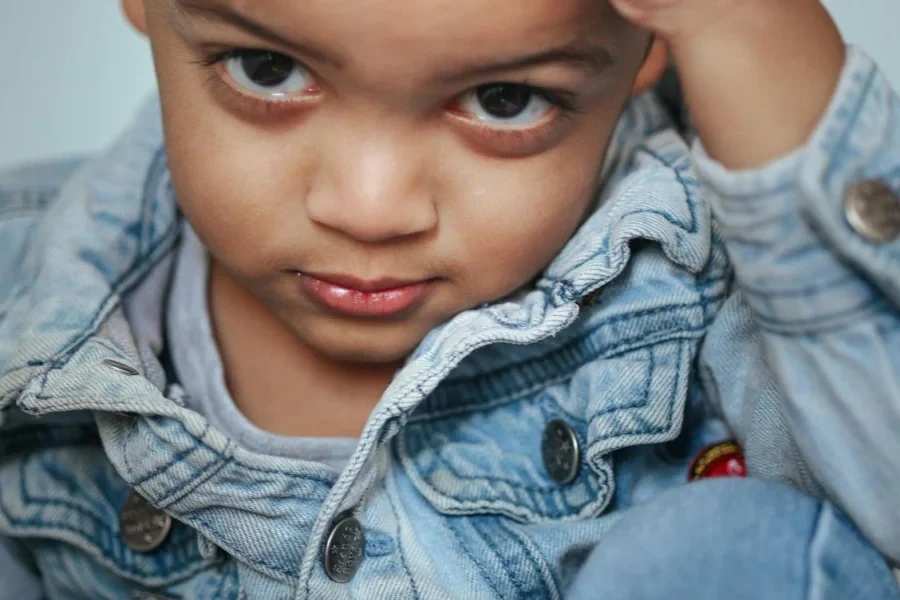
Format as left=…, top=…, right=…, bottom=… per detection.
left=223, top=50, right=313, bottom=98
left=458, top=84, right=555, bottom=127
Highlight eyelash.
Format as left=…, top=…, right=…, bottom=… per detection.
left=195, top=48, right=583, bottom=131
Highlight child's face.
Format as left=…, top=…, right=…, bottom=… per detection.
left=139, top=0, right=651, bottom=365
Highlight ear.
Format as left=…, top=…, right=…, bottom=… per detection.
left=122, top=0, right=148, bottom=35
left=632, top=38, right=669, bottom=96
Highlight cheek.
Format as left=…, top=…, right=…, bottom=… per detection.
left=153, top=43, right=312, bottom=279
left=169, top=140, right=283, bottom=273
left=163, top=109, right=310, bottom=278
left=463, top=107, right=623, bottom=296
left=453, top=148, right=602, bottom=297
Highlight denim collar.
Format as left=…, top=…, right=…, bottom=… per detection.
left=0, top=92, right=719, bottom=581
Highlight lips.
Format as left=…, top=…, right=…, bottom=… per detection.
left=297, top=272, right=433, bottom=317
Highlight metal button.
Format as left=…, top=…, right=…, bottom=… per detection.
left=103, top=358, right=140, bottom=376
left=119, top=491, right=173, bottom=553
left=844, top=179, right=900, bottom=243
left=324, top=516, right=366, bottom=583
left=542, top=419, right=580, bottom=485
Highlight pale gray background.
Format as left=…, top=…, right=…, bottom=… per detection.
left=0, top=1, right=897, bottom=169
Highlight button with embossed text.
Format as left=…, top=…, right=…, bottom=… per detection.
left=324, top=515, right=366, bottom=583
left=542, top=419, right=581, bottom=485
left=119, top=491, right=173, bottom=553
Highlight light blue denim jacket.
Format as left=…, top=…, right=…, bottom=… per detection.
left=0, top=47, right=898, bottom=599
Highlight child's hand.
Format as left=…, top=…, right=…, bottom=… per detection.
left=610, top=0, right=846, bottom=169
left=607, top=0, right=745, bottom=45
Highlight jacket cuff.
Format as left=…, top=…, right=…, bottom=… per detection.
left=693, top=46, right=900, bottom=334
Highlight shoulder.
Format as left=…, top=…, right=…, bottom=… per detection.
left=0, top=157, right=92, bottom=377
left=0, top=157, right=89, bottom=298
left=0, top=156, right=88, bottom=221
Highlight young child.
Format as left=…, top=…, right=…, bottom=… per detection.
left=0, top=0, right=898, bottom=597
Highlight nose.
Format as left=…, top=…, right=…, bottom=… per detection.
left=306, top=126, right=438, bottom=244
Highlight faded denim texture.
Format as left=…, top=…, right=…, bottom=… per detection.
left=0, top=47, right=898, bottom=598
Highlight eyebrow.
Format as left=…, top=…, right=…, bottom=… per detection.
left=434, top=43, right=616, bottom=83
left=173, top=0, right=616, bottom=81
left=173, top=0, right=344, bottom=68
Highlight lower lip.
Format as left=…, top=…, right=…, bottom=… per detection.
left=298, top=274, right=432, bottom=317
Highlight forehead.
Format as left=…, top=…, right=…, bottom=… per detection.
left=172, top=0, right=625, bottom=67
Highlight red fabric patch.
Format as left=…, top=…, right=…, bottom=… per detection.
left=688, top=441, right=747, bottom=481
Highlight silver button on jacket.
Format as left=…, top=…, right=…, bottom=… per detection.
left=119, top=491, right=173, bottom=553
left=324, top=516, right=366, bottom=583
left=542, top=419, right=581, bottom=485
left=844, top=179, right=900, bottom=243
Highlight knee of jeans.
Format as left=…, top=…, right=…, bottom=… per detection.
left=575, top=478, right=823, bottom=562
left=661, top=477, right=822, bottom=531
left=569, top=479, right=899, bottom=600
left=624, top=478, right=824, bottom=556
left=568, top=480, right=817, bottom=595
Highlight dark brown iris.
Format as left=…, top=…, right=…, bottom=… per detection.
left=240, top=51, right=295, bottom=87
left=476, top=84, right=533, bottom=118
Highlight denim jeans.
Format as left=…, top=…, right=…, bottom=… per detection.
left=569, top=478, right=900, bottom=600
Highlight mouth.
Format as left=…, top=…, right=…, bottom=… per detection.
left=296, top=272, right=435, bottom=318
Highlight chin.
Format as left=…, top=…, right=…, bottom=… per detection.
left=323, top=343, right=412, bottom=365
left=300, top=323, right=423, bottom=366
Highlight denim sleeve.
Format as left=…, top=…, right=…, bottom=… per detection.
left=695, top=46, right=900, bottom=564
left=0, top=537, right=43, bottom=600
